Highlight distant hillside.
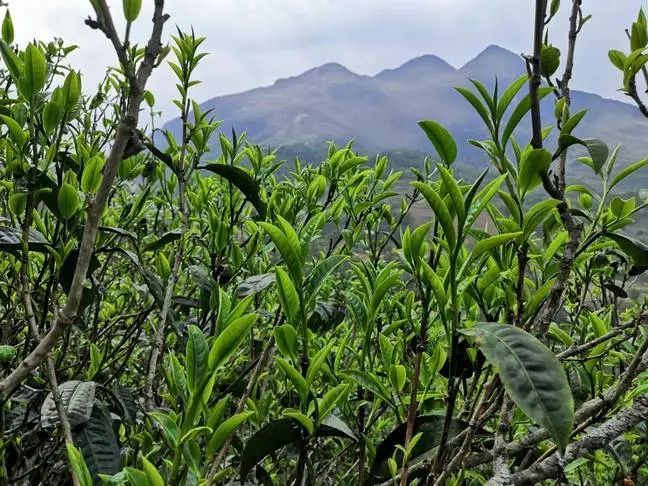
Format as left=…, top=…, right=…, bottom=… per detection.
left=164, top=45, right=648, bottom=191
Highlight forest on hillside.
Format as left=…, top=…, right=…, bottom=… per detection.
left=0, top=0, right=647, bottom=485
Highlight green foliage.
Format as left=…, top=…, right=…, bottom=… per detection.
left=0, top=3, right=646, bottom=486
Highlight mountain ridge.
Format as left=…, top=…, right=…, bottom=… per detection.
left=163, top=44, right=648, bottom=190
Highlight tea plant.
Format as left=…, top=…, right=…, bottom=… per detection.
left=0, top=0, right=646, bottom=485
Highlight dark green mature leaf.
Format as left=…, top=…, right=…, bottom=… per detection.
left=142, top=229, right=181, bottom=252
left=200, top=163, right=266, bottom=219
left=73, top=402, right=122, bottom=480
left=371, top=414, right=471, bottom=480
left=558, top=137, right=609, bottom=174
left=418, top=120, right=457, bottom=165
left=607, top=233, right=648, bottom=266
left=0, top=226, right=49, bottom=252
left=317, top=414, right=357, bottom=442
left=41, top=381, right=96, bottom=428
left=236, top=273, right=275, bottom=297
left=240, top=419, right=303, bottom=479
left=462, top=323, right=574, bottom=450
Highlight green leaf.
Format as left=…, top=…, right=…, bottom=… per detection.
left=0, top=38, right=23, bottom=82
left=306, top=341, right=334, bottom=386
left=201, top=163, right=266, bottom=219
left=418, top=120, right=458, bottom=165
left=186, top=325, right=209, bottom=395
left=284, top=411, right=314, bottom=435
left=57, top=183, right=80, bottom=220
left=66, top=444, right=94, bottom=486
left=274, top=324, right=299, bottom=361
left=318, top=383, right=349, bottom=420
left=455, top=86, right=494, bottom=134
left=420, top=261, right=447, bottom=308
left=306, top=255, right=347, bottom=308
left=606, top=233, right=648, bottom=266
left=2, top=11, right=14, bottom=44
left=341, top=369, right=393, bottom=408
left=41, top=380, right=96, bottom=428
left=275, top=267, right=300, bottom=326
left=412, top=181, right=456, bottom=250
left=43, top=100, right=63, bottom=134
left=207, top=411, right=255, bottom=457
left=502, top=87, right=554, bottom=147
left=62, top=70, right=81, bottom=111
left=610, top=157, right=648, bottom=189
left=240, top=419, right=303, bottom=479
left=437, top=165, right=465, bottom=224
left=541, top=45, right=561, bottom=77
left=608, top=50, right=626, bottom=71
left=258, top=221, right=303, bottom=284
left=0, top=114, right=25, bottom=147
left=20, top=43, right=47, bottom=99
left=469, top=232, right=522, bottom=263
left=81, top=155, right=105, bottom=194
left=140, top=456, right=164, bottom=486
left=208, top=313, right=258, bottom=369
left=73, top=402, right=122, bottom=479
left=496, top=75, right=529, bottom=120
left=276, top=356, right=309, bottom=403
left=518, top=148, right=552, bottom=195
left=462, top=323, right=574, bottom=450
left=123, top=0, right=143, bottom=22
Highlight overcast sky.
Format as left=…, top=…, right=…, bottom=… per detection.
left=8, top=0, right=646, bottom=119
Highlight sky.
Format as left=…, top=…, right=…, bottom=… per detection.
left=8, top=0, right=647, bottom=119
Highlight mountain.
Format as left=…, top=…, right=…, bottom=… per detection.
left=164, top=45, right=648, bottom=191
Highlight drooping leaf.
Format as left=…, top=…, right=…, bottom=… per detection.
left=371, top=414, right=471, bottom=481
left=236, top=273, right=275, bottom=297
left=317, top=414, right=357, bottom=442
left=41, top=380, right=96, bottom=428
left=201, top=163, right=266, bottom=219
left=606, top=233, right=648, bottom=266
left=73, top=402, right=122, bottom=480
left=240, top=419, right=303, bottom=479
left=462, top=323, right=574, bottom=450
left=418, top=120, right=458, bottom=165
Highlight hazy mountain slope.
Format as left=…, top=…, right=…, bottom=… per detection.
left=164, top=45, right=648, bottom=190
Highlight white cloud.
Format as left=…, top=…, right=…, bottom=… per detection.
left=5, top=0, right=646, bottom=119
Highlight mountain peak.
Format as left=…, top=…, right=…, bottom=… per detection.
left=274, top=62, right=359, bottom=87
left=375, top=54, right=455, bottom=81
left=460, top=44, right=524, bottom=80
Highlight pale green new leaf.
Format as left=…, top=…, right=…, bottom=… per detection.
left=208, top=313, right=258, bottom=369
